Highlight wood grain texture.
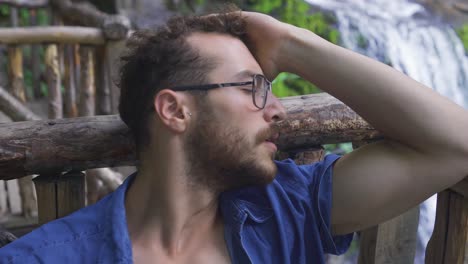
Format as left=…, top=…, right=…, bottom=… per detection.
left=78, top=46, right=95, bottom=117
left=56, top=171, right=85, bottom=218
left=374, top=207, right=419, bottom=264
left=0, top=27, right=105, bottom=45
left=7, top=46, right=26, bottom=102
left=50, top=0, right=130, bottom=40
left=45, top=44, right=62, bottom=119
left=426, top=190, right=468, bottom=264
left=33, top=174, right=57, bottom=224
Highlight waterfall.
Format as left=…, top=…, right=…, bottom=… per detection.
left=305, top=0, right=468, bottom=263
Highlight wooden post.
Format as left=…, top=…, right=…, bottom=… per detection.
left=374, top=207, right=419, bottom=264
left=45, top=44, right=62, bottom=119
left=29, top=9, right=42, bottom=99
left=358, top=226, right=378, bottom=264
left=33, top=174, right=58, bottom=225
left=95, top=45, right=111, bottom=115
left=426, top=190, right=468, bottom=264
left=33, top=172, right=86, bottom=224
left=78, top=45, right=95, bottom=116
left=63, top=44, right=78, bottom=118
left=7, top=6, right=26, bottom=102
left=56, top=171, right=86, bottom=218
left=105, top=40, right=126, bottom=114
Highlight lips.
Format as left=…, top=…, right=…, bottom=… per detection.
left=265, top=133, right=279, bottom=144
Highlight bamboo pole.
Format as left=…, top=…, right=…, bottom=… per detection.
left=44, top=44, right=62, bottom=119
left=78, top=45, right=95, bottom=117
left=29, top=9, right=42, bottom=99
left=63, top=45, right=77, bottom=118
left=0, top=27, right=105, bottom=45
left=95, top=45, right=111, bottom=115
left=7, top=7, right=26, bottom=102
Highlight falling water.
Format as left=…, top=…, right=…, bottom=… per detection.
left=305, top=0, right=468, bottom=263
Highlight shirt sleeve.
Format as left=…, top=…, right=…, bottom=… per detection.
left=302, top=154, right=354, bottom=255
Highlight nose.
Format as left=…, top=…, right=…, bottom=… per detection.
left=263, top=92, right=287, bottom=123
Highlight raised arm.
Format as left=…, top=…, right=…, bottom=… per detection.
left=242, top=11, right=468, bottom=235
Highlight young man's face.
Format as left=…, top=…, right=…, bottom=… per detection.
left=183, top=32, right=287, bottom=192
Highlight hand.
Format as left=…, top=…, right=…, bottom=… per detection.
left=241, top=11, right=295, bottom=80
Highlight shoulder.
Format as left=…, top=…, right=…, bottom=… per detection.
left=273, top=154, right=341, bottom=191
left=0, top=195, right=114, bottom=264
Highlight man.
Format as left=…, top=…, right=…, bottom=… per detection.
left=1, top=8, right=468, bottom=264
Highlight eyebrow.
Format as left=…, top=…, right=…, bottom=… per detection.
left=232, top=70, right=259, bottom=80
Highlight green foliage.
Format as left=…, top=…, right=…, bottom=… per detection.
left=457, top=24, right=468, bottom=54
left=324, top=142, right=354, bottom=155
left=272, top=72, right=321, bottom=98
left=248, top=0, right=340, bottom=45
left=0, top=4, right=9, bottom=17
left=357, top=33, right=369, bottom=49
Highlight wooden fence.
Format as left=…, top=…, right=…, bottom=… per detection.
left=0, top=0, right=467, bottom=263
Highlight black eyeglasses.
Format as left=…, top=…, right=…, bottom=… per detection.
left=170, top=74, right=272, bottom=109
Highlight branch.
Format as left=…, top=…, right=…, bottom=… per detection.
left=50, top=0, right=131, bottom=40
left=0, top=86, right=40, bottom=121
left=0, top=26, right=105, bottom=45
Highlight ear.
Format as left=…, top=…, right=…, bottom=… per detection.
left=153, top=89, right=191, bottom=133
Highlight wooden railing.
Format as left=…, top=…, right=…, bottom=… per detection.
left=0, top=0, right=128, bottom=224
left=0, top=1, right=467, bottom=263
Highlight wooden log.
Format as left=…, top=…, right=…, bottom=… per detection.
left=0, top=115, right=135, bottom=180
left=0, top=26, right=105, bottom=45
left=0, top=0, right=48, bottom=8
left=374, top=207, right=419, bottom=264
left=0, top=86, right=41, bottom=121
left=0, top=94, right=386, bottom=180
left=78, top=45, right=95, bottom=117
left=63, top=45, right=78, bottom=118
left=425, top=190, right=468, bottom=264
left=45, top=44, right=62, bottom=119
left=50, top=0, right=131, bottom=40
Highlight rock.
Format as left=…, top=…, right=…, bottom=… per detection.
left=454, top=2, right=468, bottom=13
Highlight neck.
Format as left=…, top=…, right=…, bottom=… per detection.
left=125, top=142, right=222, bottom=256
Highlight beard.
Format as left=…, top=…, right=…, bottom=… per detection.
left=184, top=101, right=278, bottom=193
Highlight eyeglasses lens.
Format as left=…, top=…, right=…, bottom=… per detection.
left=253, top=75, right=268, bottom=109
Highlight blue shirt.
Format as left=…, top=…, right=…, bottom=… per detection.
left=0, top=154, right=353, bottom=263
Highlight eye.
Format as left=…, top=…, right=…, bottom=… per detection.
left=241, top=88, right=253, bottom=93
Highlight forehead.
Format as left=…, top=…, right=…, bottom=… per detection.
left=186, top=32, right=263, bottom=81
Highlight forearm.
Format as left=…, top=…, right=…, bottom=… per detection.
left=281, top=27, right=468, bottom=157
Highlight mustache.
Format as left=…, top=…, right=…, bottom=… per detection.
left=256, top=123, right=280, bottom=144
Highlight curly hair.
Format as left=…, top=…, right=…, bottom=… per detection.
left=117, top=8, right=246, bottom=150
